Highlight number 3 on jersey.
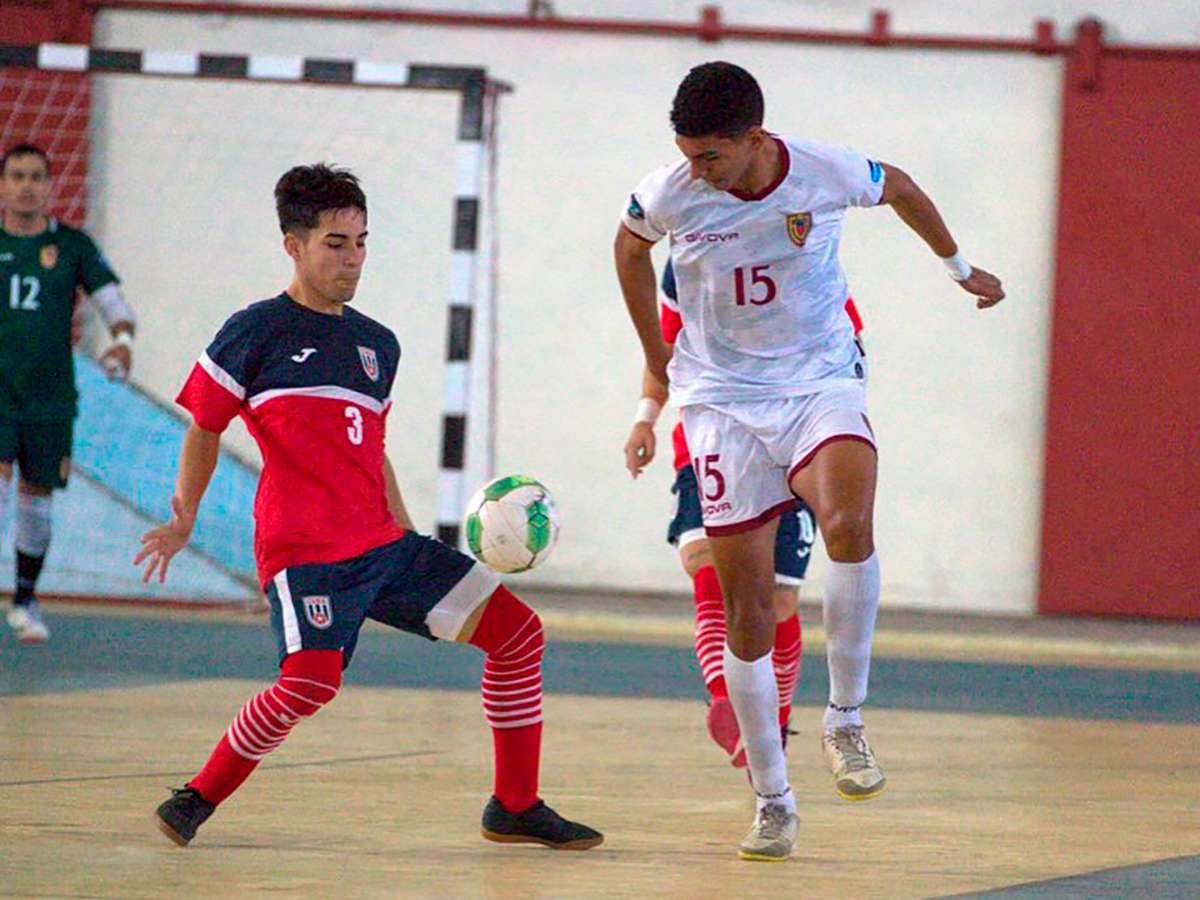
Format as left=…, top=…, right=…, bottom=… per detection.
left=733, top=264, right=775, bottom=307
left=345, top=405, right=363, bottom=445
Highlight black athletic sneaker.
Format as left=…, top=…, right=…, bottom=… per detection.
left=481, top=796, right=603, bottom=850
left=154, top=786, right=215, bottom=847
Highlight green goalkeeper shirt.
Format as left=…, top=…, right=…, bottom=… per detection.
left=0, top=218, right=119, bottom=421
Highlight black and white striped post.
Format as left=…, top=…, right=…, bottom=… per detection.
left=0, top=42, right=504, bottom=550
left=435, top=71, right=488, bottom=549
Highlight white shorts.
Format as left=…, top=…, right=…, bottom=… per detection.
left=679, top=381, right=876, bottom=536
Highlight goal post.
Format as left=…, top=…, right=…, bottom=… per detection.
left=0, top=41, right=506, bottom=599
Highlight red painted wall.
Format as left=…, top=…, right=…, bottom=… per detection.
left=1039, top=52, right=1200, bottom=619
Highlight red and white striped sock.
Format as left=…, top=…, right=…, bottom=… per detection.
left=693, top=565, right=728, bottom=699
left=189, top=649, right=342, bottom=806
left=470, top=586, right=544, bottom=814
left=772, top=614, right=803, bottom=727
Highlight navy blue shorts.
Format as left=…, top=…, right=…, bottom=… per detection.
left=667, top=464, right=816, bottom=583
left=265, top=532, right=500, bottom=667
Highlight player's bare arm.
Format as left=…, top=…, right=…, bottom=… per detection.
left=879, top=163, right=1005, bottom=309
left=381, top=456, right=415, bottom=531
left=624, top=360, right=671, bottom=478
left=613, top=225, right=671, bottom=384
left=134, top=422, right=220, bottom=583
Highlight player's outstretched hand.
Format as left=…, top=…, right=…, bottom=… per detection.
left=959, top=267, right=1005, bottom=309
left=135, top=496, right=195, bottom=583
left=624, top=422, right=657, bottom=478
left=99, top=343, right=132, bottom=381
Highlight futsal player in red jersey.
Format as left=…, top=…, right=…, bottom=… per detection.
left=138, top=164, right=601, bottom=851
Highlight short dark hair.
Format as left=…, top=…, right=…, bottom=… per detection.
left=2, top=143, right=51, bottom=177
left=274, top=163, right=367, bottom=234
left=670, top=62, right=764, bottom=138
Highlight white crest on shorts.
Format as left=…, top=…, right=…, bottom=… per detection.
left=302, top=595, right=333, bottom=629
left=357, top=345, right=379, bottom=382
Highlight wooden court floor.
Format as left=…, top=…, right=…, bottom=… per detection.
left=3, top=669, right=1199, bottom=899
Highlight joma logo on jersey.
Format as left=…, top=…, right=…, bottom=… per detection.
left=684, top=231, right=740, bottom=243
left=357, top=346, right=379, bottom=382
left=302, top=595, right=333, bottom=629
left=704, top=501, right=733, bottom=516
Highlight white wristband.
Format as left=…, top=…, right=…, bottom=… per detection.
left=941, top=252, right=973, bottom=282
left=112, top=330, right=134, bottom=347
left=634, top=397, right=662, bottom=426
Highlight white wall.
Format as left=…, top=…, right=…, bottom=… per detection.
left=89, top=3, right=1102, bottom=613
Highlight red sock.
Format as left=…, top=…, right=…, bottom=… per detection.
left=189, top=649, right=342, bottom=805
left=772, top=613, right=803, bottom=727
left=470, top=585, right=543, bottom=814
left=692, top=565, right=728, bottom=699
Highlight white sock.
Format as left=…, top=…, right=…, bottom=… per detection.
left=16, top=492, right=52, bottom=556
left=0, top=476, right=9, bottom=533
left=723, top=644, right=795, bottom=813
left=822, top=553, right=880, bottom=731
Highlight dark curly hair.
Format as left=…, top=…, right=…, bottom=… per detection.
left=274, top=163, right=367, bottom=234
left=670, top=62, right=764, bottom=138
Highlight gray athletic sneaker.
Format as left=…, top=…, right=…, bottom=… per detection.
left=737, top=803, right=799, bottom=862
left=822, top=725, right=886, bottom=800
left=7, top=601, right=49, bottom=644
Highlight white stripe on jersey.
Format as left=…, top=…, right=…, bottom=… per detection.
left=247, top=384, right=390, bottom=415
left=198, top=350, right=246, bottom=400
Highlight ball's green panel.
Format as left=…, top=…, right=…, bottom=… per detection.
left=465, top=512, right=485, bottom=557
left=526, top=499, right=552, bottom=554
left=483, top=474, right=542, bottom=502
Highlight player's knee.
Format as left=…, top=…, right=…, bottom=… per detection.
left=278, top=648, right=343, bottom=716
left=724, top=589, right=775, bottom=636
left=471, top=585, right=544, bottom=662
left=821, top=510, right=873, bottom=561
left=0, top=462, right=12, bottom=482
left=679, top=537, right=713, bottom=578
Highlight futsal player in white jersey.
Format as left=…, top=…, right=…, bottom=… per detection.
left=614, top=62, right=1004, bottom=861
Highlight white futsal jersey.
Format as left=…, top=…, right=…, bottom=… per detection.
left=622, top=135, right=884, bottom=407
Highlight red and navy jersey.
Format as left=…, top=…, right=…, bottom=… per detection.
left=177, top=292, right=406, bottom=586
left=659, top=261, right=865, bottom=471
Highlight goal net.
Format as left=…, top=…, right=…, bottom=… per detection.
left=0, top=44, right=504, bottom=605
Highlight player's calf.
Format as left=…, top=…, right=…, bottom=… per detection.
left=469, top=586, right=602, bottom=848
left=153, top=649, right=342, bottom=846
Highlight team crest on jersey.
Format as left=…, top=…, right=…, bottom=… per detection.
left=302, top=595, right=333, bottom=629
left=357, top=345, right=379, bottom=382
left=786, top=212, right=813, bottom=248
left=40, top=244, right=58, bottom=269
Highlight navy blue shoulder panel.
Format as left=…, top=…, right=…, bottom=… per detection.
left=661, top=259, right=677, bottom=301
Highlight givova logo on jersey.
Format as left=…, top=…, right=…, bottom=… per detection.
left=357, top=345, right=379, bottom=382
left=302, top=595, right=333, bottom=629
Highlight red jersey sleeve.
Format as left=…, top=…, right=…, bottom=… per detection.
left=176, top=310, right=257, bottom=433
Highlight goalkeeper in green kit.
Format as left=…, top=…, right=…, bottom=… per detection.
left=0, top=143, right=138, bottom=643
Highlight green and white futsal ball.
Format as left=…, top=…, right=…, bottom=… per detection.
left=464, top=475, right=561, bottom=573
